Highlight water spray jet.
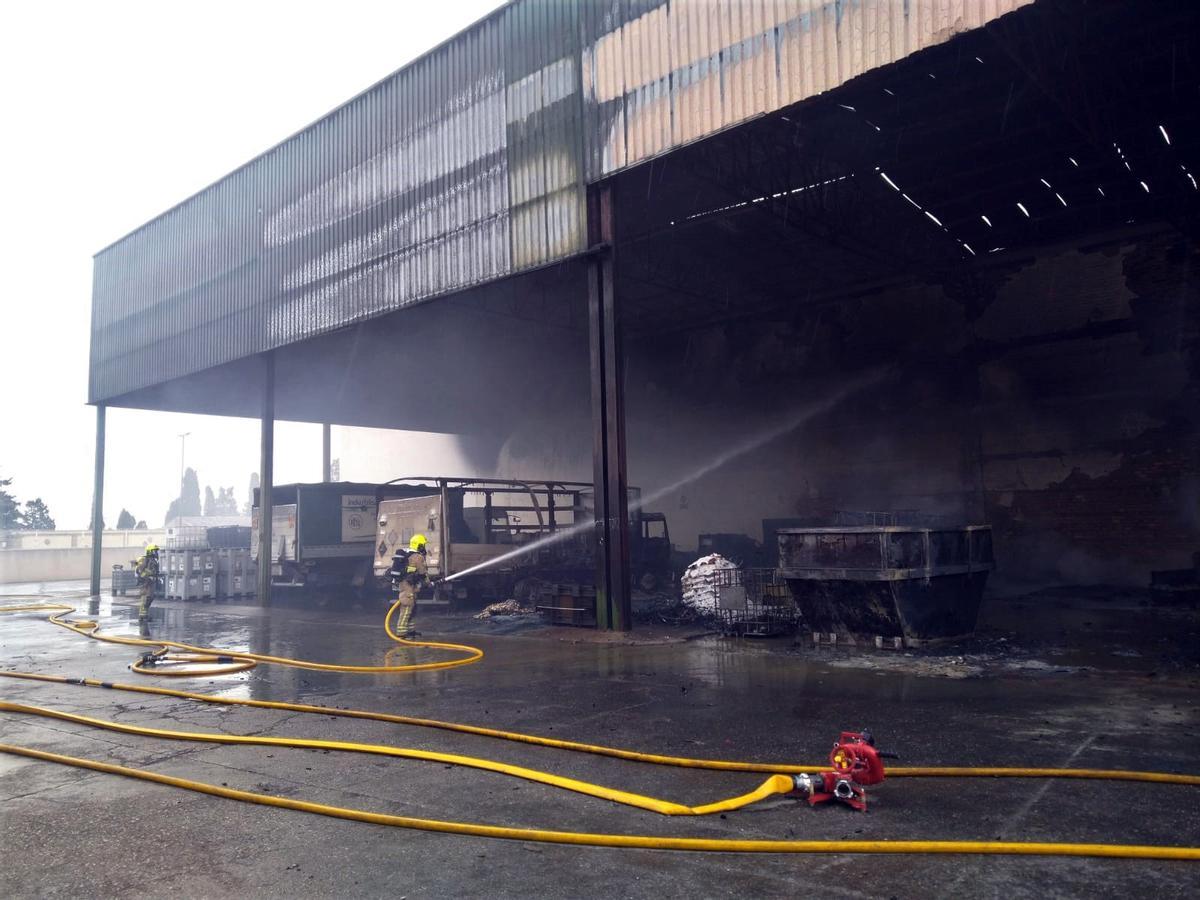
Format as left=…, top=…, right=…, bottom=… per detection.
left=443, top=369, right=886, bottom=583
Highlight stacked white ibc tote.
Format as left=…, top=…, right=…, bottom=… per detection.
left=214, top=548, right=255, bottom=598
left=164, top=527, right=215, bottom=601
left=162, top=525, right=256, bottom=601
left=208, top=526, right=255, bottom=599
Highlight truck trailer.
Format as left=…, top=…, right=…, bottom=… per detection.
left=250, top=482, right=422, bottom=593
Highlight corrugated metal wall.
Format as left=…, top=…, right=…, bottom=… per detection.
left=580, top=0, right=1032, bottom=179
left=90, top=0, right=1028, bottom=404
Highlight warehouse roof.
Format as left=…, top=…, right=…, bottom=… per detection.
left=88, top=0, right=1031, bottom=409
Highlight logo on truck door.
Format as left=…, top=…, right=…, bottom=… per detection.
left=341, top=495, right=378, bottom=542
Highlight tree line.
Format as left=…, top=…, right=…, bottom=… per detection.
left=1, top=465, right=258, bottom=533
left=163, top=467, right=250, bottom=525
left=0, top=474, right=55, bottom=531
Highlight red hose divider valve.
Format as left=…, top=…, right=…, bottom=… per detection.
left=791, top=731, right=890, bottom=812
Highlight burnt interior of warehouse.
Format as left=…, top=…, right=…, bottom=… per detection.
left=84, top=0, right=1199, bottom=648
left=607, top=1, right=1200, bottom=638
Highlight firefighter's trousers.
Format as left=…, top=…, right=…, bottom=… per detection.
left=138, top=582, right=154, bottom=618
left=394, top=582, right=417, bottom=635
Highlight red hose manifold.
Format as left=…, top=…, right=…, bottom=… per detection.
left=791, top=731, right=890, bottom=812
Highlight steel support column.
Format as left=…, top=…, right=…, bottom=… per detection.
left=587, top=183, right=632, bottom=631
left=257, top=353, right=275, bottom=606
left=89, top=404, right=106, bottom=598
left=321, top=423, right=332, bottom=483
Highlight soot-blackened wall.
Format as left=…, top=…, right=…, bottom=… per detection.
left=490, top=230, right=1197, bottom=587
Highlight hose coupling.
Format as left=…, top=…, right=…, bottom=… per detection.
left=791, top=773, right=821, bottom=797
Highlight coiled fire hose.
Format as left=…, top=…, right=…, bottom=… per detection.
left=1, top=602, right=1198, bottom=859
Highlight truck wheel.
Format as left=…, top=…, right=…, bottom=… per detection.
left=639, top=572, right=659, bottom=592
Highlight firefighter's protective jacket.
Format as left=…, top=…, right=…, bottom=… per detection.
left=389, top=549, right=427, bottom=588
left=135, top=554, right=160, bottom=584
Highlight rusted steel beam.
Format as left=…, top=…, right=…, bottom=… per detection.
left=588, top=183, right=632, bottom=631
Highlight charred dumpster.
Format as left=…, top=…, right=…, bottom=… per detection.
left=777, top=525, right=995, bottom=643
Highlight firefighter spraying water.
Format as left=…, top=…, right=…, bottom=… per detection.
left=388, top=534, right=430, bottom=638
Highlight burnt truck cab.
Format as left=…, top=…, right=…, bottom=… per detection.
left=635, top=512, right=673, bottom=590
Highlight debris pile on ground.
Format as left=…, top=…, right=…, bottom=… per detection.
left=474, top=599, right=537, bottom=619
left=632, top=588, right=713, bottom=627
left=680, top=554, right=739, bottom=614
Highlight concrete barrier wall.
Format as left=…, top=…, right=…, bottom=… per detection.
left=0, top=529, right=166, bottom=551
left=0, top=547, right=151, bottom=585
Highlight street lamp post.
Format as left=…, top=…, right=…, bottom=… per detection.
left=178, top=432, right=191, bottom=489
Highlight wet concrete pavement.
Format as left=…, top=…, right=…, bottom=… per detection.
left=2, top=583, right=1199, bottom=898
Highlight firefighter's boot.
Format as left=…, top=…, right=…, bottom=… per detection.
left=395, top=603, right=415, bottom=639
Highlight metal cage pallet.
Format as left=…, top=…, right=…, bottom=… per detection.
left=711, top=567, right=801, bottom=638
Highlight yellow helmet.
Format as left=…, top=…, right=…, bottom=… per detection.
left=409, top=534, right=427, bottom=551
left=144, top=543, right=159, bottom=553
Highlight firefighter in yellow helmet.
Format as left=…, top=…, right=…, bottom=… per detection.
left=388, top=534, right=428, bottom=638
left=134, top=543, right=161, bottom=620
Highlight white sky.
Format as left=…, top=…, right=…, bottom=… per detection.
left=0, top=0, right=505, bottom=529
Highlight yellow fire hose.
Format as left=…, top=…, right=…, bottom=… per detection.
left=2, top=602, right=1199, bottom=859
left=0, top=699, right=792, bottom=816
left=0, top=601, right=481, bottom=675
left=1, top=743, right=1197, bottom=860
left=2, top=669, right=1197, bottom=787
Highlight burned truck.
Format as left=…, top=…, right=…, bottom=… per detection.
left=252, top=478, right=672, bottom=606
left=372, top=477, right=674, bottom=607
left=251, top=480, right=484, bottom=594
